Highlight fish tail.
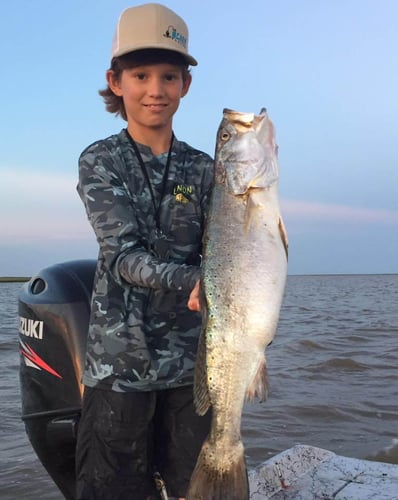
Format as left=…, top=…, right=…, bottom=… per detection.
left=186, top=439, right=249, bottom=500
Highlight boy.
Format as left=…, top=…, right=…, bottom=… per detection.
left=76, top=3, right=213, bottom=499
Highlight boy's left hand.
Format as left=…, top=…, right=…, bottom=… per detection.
left=187, top=280, right=200, bottom=311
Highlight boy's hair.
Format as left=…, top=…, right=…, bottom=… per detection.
left=99, top=49, right=190, bottom=121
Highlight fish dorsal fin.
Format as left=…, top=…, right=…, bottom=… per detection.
left=193, top=295, right=212, bottom=416
left=194, top=331, right=211, bottom=415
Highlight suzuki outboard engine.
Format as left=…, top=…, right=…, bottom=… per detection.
left=18, top=260, right=96, bottom=500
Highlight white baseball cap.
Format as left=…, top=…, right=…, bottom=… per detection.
left=111, top=3, right=198, bottom=66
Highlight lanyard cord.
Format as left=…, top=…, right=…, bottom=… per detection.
left=126, top=129, right=174, bottom=231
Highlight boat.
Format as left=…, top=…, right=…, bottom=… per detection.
left=18, top=260, right=95, bottom=500
left=249, top=444, right=398, bottom=499
left=18, top=260, right=398, bottom=499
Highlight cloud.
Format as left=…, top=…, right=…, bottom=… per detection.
left=1, top=167, right=92, bottom=241
left=2, top=166, right=397, bottom=246
left=2, top=167, right=77, bottom=201
left=281, top=199, right=398, bottom=225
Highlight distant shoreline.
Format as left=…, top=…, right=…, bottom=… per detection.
left=0, top=277, right=30, bottom=283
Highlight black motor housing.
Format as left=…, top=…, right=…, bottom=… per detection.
left=18, top=260, right=96, bottom=499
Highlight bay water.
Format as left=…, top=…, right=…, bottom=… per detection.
left=1, top=274, right=397, bottom=499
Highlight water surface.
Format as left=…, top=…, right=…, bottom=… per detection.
left=1, top=275, right=397, bottom=498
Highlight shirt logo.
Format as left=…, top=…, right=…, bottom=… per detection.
left=163, top=25, right=187, bottom=49
left=173, top=184, right=193, bottom=204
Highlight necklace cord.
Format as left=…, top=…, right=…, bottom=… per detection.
left=126, top=130, right=174, bottom=231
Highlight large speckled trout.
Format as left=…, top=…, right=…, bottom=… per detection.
left=187, top=108, right=288, bottom=500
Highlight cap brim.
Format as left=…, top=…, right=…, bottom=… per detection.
left=112, top=44, right=198, bottom=66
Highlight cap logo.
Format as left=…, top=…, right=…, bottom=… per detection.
left=163, top=25, right=187, bottom=49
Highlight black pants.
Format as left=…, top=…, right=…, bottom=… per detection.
left=75, top=385, right=211, bottom=499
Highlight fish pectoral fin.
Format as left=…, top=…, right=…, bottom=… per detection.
left=245, top=357, right=268, bottom=403
left=278, top=216, right=289, bottom=260
left=243, top=193, right=262, bottom=233
left=194, top=325, right=212, bottom=416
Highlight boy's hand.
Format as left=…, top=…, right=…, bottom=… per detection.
left=187, top=280, right=200, bottom=311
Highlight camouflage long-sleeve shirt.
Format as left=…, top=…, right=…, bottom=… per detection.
left=77, top=129, right=214, bottom=392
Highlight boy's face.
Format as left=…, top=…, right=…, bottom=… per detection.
left=107, top=63, right=191, bottom=133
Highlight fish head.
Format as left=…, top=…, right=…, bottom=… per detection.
left=215, top=108, right=279, bottom=195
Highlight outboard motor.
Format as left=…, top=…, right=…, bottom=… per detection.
left=18, top=260, right=96, bottom=500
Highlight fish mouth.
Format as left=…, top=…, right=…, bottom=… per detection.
left=224, top=109, right=255, bottom=125
left=223, top=108, right=267, bottom=126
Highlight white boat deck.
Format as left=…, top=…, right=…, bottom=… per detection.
left=248, top=444, right=398, bottom=499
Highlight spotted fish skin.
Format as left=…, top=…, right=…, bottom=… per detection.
left=187, top=108, right=288, bottom=500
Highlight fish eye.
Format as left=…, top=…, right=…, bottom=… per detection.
left=220, top=131, right=230, bottom=142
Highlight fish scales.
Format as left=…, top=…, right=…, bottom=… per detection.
left=187, top=108, right=288, bottom=500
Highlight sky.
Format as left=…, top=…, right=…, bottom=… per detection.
left=1, top=0, right=397, bottom=276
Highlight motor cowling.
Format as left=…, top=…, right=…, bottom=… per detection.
left=18, top=260, right=96, bottom=500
